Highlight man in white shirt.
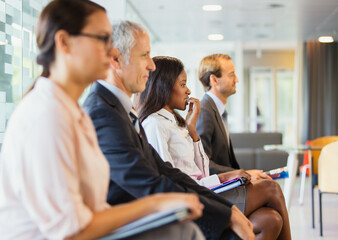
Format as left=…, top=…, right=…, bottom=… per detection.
left=83, top=21, right=255, bottom=240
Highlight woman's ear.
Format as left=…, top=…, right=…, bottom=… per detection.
left=110, top=48, right=122, bottom=69
left=54, top=30, right=72, bottom=54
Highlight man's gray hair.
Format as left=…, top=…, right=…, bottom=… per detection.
left=112, top=20, right=148, bottom=64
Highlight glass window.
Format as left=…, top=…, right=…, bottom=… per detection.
left=276, top=68, right=294, bottom=144
left=245, top=67, right=295, bottom=144
left=0, top=0, right=50, bottom=151
left=248, top=67, right=275, bottom=132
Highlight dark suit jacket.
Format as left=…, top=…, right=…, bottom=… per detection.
left=83, top=82, right=238, bottom=240
left=196, top=94, right=240, bottom=175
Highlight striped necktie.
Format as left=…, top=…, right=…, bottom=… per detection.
left=129, top=108, right=140, bottom=135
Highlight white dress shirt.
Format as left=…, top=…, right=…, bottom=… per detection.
left=97, top=80, right=132, bottom=114
left=142, top=108, right=220, bottom=188
left=206, top=92, right=225, bottom=117
left=0, top=77, right=110, bottom=239
left=97, top=80, right=138, bottom=128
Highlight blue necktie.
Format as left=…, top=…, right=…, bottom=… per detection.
left=129, top=108, right=140, bottom=135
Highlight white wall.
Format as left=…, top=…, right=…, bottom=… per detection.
left=94, top=0, right=126, bottom=22
left=151, top=42, right=243, bottom=121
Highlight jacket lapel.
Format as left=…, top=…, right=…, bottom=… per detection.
left=204, top=95, right=229, bottom=146
left=92, top=82, right=121, bottom=109
left=91, top=82, right=144, bottom=144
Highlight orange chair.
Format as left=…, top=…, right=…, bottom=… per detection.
left=301, top=140, right=311, bottom=175
left=309, top=136, right=338, bottom=229
left=299, top=141, right=311, bottom=205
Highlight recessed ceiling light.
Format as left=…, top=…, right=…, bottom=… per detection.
left=208, top=34, right=224, bottom=41
left=0, top=39, right=8, bottom=45
left=267, top=3, right=284, bottom=9
left=202, top=5, right=222, bottom=11
left=318, top=36, right=334, bottom=43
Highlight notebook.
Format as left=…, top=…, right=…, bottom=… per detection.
left=98, top=206, right=190, bottom=240
left=210, top=177, right=247, bottom=194
left=264, top=166, right=289, bottom=179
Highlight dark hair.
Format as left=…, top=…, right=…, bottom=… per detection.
left=138, top=56, right=186, bottom=127
left=36, top=0, right=105, bottom=78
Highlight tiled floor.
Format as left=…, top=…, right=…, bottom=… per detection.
left=276, top=177, right=338, bottom=239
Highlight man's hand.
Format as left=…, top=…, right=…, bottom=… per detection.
left=246, top=169, right=272, bottom=181
left=229, top=205, right=255, bottom=240
left=217, top=169, right=251, bottom=183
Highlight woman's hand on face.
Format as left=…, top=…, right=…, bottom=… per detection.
left=186, top=97, right=201, bottom=124
left=185, top=97, right=201, bottom=141
left=152, top=193, right=204, bottom=220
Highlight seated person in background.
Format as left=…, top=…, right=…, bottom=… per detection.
left=196, top=53, right=292, bottom=239
left=137, top=56, right=292, bottom=240
left=0, top=1, right=204, bottom=240
left=83, top=20, right=255, bottom=240
left=196, top=53, right=270, bottom=180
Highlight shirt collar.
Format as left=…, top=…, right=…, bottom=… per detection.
left=206, top=91, right=226, bottom=116
left=97, top=80, right=132, bottom=114
left=156, top=108, right=177, bottom=123
left=35, top=77, right=84, bottom=121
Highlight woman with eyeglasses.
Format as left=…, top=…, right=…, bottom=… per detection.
left=0, top=1, right=204, bottom=239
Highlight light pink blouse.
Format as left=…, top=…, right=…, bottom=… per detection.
left=0, top=77, right=110, bottom=239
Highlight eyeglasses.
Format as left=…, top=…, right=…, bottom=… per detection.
left=75, top=32, right=113, bottom=50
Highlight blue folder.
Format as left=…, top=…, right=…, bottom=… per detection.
left=211, top=177, right=246, bottom=194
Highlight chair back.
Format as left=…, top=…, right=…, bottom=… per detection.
left=318, top=141, right=338, bottom=193
left=310, top=136, right=338, bottom=175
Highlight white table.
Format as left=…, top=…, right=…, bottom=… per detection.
left=264, top=145, right=311, bottom=210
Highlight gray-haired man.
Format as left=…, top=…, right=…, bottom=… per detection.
left=83, top=21, right=254, bottom=240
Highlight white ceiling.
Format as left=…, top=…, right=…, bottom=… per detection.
left=122, top=0, right=338, bottom=43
